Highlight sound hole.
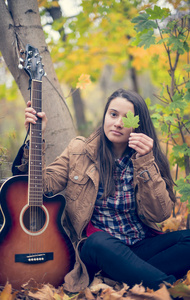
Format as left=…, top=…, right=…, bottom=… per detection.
left=23, top=206, right=46, bottom=232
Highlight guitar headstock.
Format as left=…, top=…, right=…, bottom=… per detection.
left=19, top=44, right=45, bottom=81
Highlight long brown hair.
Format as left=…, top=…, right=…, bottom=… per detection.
left=97, top=88, right=176, bottom=202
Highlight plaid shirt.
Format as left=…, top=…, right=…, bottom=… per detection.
left=90, top=151, right=151, bottom=245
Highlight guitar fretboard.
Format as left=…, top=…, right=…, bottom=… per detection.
left=29, top=80, right=43, bottom=206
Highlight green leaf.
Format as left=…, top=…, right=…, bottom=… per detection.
left=174, top=177, right=190, bottom=203
left=184, top=64, right=190, bottom=72
left=185, top=81, right=190, bottom=89
left=145, top=97, right=151, bottom=108
left=138, top=30, right=156, bottom=49
left=161, top=123, right=168, bottom=133
left=173, top=143, right=190, bottom=157
left=167, top=34, right=186, bottom=54
left=122, top=111, right=140, bottom=129
left=184, top=90, right=190, bottom=101
left=131, top=13, right=157, bottom=32
left=146, top=6, right=170, bottom=20
left=183, top=41, right=190, bottom=52
left=151, top=54, right=159, bottom=63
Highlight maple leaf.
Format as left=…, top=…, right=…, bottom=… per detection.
left=122, top=111, right=140, bottom=129
left=0, top=282, right=17, bottom=300
left=76, top=74, right=91, bottom=90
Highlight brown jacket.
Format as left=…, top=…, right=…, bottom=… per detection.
left=39, top=130, right=174, bottom=292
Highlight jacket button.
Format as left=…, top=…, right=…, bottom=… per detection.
left=74, top=176, right=79, bottom=180
left=123, top=186, right=128, bottom=191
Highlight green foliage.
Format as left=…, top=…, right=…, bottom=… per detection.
left=132, top=13, right=158, bottom=32
left=42, top=0, right=143, bottom=86
left=175, top=175, right=190, bottom=205
left=122, top=111, right=140, bottom=129
left=132, top=3, right=190, bottom=207
left=137, top=30, right=156, bottom=49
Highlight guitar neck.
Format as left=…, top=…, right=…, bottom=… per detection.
left=29, top=80, right=43, bottom=206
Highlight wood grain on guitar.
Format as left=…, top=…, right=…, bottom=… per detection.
left=0, top=45, right=75, bottom=289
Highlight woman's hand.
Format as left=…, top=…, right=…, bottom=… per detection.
left=128, top=133, right=153, bottom=158
left=24, top=101, right=48, bottom=134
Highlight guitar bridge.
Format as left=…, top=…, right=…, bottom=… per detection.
left=15, top=252, right=53, bottom=264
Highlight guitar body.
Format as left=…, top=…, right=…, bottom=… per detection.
left=0, top=175, right=75, bottom=289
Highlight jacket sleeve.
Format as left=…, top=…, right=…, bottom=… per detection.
left=42, top=144, right=70, bottom=195
left=131, top=151, right=174, bottom=223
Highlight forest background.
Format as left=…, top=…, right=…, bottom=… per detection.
left=0, top=0, right=190, bottom=223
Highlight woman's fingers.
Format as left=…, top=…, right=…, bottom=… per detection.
left=128, top=133, right=153, bottom=157
left=24, top=101, right=48, bottom=134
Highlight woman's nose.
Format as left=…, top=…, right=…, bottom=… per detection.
left=114, top=117, right=124, bottom=128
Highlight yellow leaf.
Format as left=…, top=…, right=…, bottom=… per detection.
left=162, top=217, right=181, bottom=232
left=0, top=282, right=16, bottom=300
left=169, top=282, right=190, bottom=298
left=76, top=74, right=91, bottom=90
left=28, top=284, right=54, bottom=300
left=184, top=270, right=190, bottom=285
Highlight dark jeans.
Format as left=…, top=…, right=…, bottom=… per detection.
left=80, top=230, right=190, bottom=290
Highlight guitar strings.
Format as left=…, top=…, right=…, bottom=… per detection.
left=29, top=80, right=44, bottom=256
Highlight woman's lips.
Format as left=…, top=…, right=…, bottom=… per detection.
left=111, top=130, right=123, bottom=136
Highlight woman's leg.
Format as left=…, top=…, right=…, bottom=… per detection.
left=80, top=231, right=176, bottom=290
left=132, top=229, right=190, bottom=280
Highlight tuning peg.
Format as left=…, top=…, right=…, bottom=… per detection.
left=19, top=57, right=24, bottom=63
left=20, top=49, right=24, bottom=54
left=18, top=63, right=23, bottom=69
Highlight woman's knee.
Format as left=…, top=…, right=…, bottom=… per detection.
left=82, top=231, right=112, bottom=255
left=176, top=229, right=190, bottom=242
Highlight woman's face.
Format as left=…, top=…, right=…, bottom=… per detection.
left=104, top=97, right=134, bottom=157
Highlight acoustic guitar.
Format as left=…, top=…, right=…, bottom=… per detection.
left=0, top=44, right=75, bottom=289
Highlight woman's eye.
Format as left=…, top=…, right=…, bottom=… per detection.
left=110, top=112, right=117, bottom=117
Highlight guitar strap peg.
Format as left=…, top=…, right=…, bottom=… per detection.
left=18, top=63, right=23, bottom=70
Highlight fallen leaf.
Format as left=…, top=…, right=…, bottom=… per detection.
left=161, top=217, right=182, bottom=232
left=182, top=270, right=190, bottom=286
left=0, top=283, right=13, bottom=300
left=28, top=284, right=55, bottom=300
left=129, top=283, right=172, bottom=300
left=84, top=288, right=95, bottom=300
left=169, top=282, right=190, bottom=298
left=130, top=284, right=145, bottom=294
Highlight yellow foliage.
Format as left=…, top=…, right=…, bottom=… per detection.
left=38, top=0, right=59, bottom=8
left=168, top=0, right=185, bottom=9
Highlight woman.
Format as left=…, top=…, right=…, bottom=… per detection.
left=23, top=88, right=190, bottom=292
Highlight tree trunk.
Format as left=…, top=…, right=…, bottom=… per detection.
left=0, top=0, right=76, bottom=165
left=71, top=88, right=86, bottom=135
